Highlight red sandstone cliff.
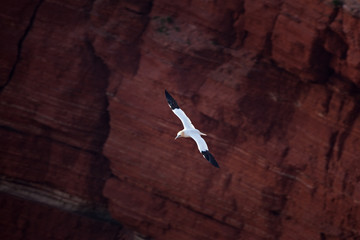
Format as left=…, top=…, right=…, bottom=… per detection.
left=1, top=0, right=360, bottom=239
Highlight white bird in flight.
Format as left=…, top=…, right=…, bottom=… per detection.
left=165, top=90, right=219, bottom=168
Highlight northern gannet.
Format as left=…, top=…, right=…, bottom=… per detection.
left=165, top=90, right=219, bottom=168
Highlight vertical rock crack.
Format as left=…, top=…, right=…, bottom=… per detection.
left=1, top=0, right=44, bottom=93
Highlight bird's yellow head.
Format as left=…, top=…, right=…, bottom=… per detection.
left=175, top=130, right=184, bottom=140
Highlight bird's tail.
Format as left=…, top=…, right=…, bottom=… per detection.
left=200, top=132, right=207, bottom=136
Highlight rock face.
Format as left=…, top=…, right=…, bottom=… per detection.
left=1, top=0, right=360, bottom=239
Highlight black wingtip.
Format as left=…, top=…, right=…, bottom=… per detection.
left=165, top=90, right=180, bottom=110
left=201, top=151, right=220, bottom=168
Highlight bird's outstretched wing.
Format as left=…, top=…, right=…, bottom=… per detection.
left=165, top=90, right=195, bottom=130
left=190, top=133, right=220, bottom=168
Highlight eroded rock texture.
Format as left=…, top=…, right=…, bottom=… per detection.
left=1, top=0, right=360, bottom=239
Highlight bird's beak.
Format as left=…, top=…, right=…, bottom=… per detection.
left=174, top=135, right=180, bottom=140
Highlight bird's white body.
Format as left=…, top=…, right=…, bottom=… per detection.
left=172, top=108, right=208, bottom=152
left=178, top=129, right=206, bottom=138
left=176, top=129, right=207, bottom=152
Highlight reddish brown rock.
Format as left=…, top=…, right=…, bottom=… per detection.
left=1, top=0, right=360, bottom=239
left=0, top=193, right=122, bottom=240
left=0, top=0, right=122, bottom=238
